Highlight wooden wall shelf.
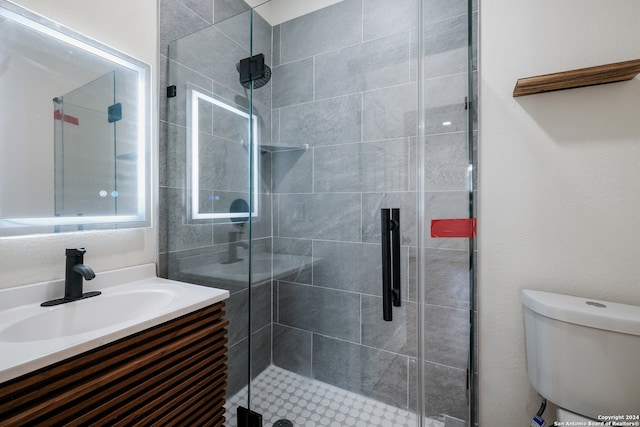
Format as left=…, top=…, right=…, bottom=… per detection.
left=513, top=59, right=640, bottom=97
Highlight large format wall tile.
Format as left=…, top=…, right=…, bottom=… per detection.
left=363, top=0, right=418, bottom=41
left=312, top=335, right=409, bottom=409
left=312, top=240, right=381, bottom=295
left=165, top=60, right=213, bottom=128
left=164, top=187, right=213, bottom=252
left=199, top=134, right=250, bottom=192
left=251, top=325, right=272, bottom=377
left=252, top=281, right=272, bottom=332
left=171, top=25, right=249, bottom=94
left=363, top=83, right=418, bottom=141
left=179, top=0, right=214, bottom=24
left=424, top=191, right=470, bottom=251
left=279, top=94, right=362, bottom=147
left=424, top=132, right=469, bottom=191
left=227, top=339, right=249, bottom=396
left=277, top=193, right=362, bottom=241
left=277, top=282, right=361, bottom=342
left=272, top=25, right=281, bottom=66
left=214, top=0, right=250, bottom=23
left=226, top=288, right=249, bottom=347
left=361, top=295, right=417, bottom=357
left=424, top=72, right=468, bottom=110
left=423, top=102, right=468, bottom=136
left=272, top=148, right=313, bottom=194
left=273, top=324, right=312, bottom=377
left=160, top=0, right=211, bottom=56
left=214, top=8, right=271, bottom=65
left=272, top=58, right=314, bottom=108
left=424, top=13, right=468, bottom=58
left=273, top=237, right=313, bottom=284
left=415, top=13, right=470, bottom=80
left=361, top=192, right=418, bottom=246
left=227, top=326, right=273, bottom=398
left=425, top=304, right=469, bottom=369
left=279, top=0, right=362, bottom=64
left=425, top=248, right=470, bottom=310
left=313, top=140, right=409, bottom=193
left=314, top=32, right=411, bottom=100
left=424, top=362, right=467, bottom=421
left=159, top=121, right=186, bottom=189
left=423, top=0, right=469, bottom=24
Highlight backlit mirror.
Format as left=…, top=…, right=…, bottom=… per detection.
left=0, top=1, right=151, bottom=236
left=188, top=87, right=259, bottom=222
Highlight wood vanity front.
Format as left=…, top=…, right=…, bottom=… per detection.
left=0, top=302, right=229, bottom=426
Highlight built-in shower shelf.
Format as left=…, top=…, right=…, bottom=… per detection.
left=116, top=152, right=137, bottom=161
left=513, top=59, right=640, bottom=97
left=259, top=143, right=309, bottom=153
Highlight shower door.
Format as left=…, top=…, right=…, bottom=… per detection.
left=161, top=0, right=476, bottom=425
left=54, top=71, right=116, bottom=219
left=164, top=6, right=270, bottom=426
left=54, top=68, right=142, bottom=226
left=243, top=0, right=476, bottom=425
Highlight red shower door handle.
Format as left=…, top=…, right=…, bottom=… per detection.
left=431, top=218, right=476, bottom=238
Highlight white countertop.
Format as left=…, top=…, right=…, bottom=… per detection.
left=0, top=264, right=229, bottom=383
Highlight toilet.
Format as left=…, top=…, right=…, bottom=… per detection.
left=521, top=290, right=640, bottom=421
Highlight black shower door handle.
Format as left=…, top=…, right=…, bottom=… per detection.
left=381, top=208, right=401, bottom=321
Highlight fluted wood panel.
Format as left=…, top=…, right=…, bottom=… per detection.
left=0, top=302, right=229, bottom=427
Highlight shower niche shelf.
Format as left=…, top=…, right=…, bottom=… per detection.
left=259, top=143, right=308, bottom=153
left=513, top=59, right=640, bottom=97
left=241, top=142, right=308, bottom=154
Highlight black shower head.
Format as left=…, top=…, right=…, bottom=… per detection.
left=236, top=53, right=271, bottom=89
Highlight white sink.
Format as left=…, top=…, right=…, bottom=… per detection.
left=0, top=286, right=179, bottom=342
left=0, top=264, right=229, bottom=383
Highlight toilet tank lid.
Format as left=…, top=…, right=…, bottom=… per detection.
left=521, top=290, right=640, bottom=336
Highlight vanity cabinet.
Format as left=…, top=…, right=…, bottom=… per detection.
left=0, top=302, right=229, bottom=426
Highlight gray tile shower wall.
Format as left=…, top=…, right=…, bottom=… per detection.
left=270, top=0, right=473, bottom=423
left=159, top=0, right=476, bottom=423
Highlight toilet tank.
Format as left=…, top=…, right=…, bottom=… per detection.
left=521, top=290, right=640, bottom=419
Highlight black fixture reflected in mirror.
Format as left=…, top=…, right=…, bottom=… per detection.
left=229, top=198, right=249, bottom=226
left=223, top=199, right=249, bottom=264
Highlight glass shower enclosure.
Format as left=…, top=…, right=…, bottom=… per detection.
left=54, top=68, right=142, bottom=227
left=161, top=0, right=477, bottom=425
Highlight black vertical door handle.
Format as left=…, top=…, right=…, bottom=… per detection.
left=381, top=208, right=401, bottom=321
left=391, top=208, right=401, bottom=307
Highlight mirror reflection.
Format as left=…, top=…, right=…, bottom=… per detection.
left=0, top=1, right=150, bottom=235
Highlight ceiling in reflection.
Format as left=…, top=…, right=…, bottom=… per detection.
left=246, top=0, right=343, bottom=25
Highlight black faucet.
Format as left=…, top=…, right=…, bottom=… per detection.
left=41, top=248, right=100, bottom=307
left=222, top=231, right=248, bottom=264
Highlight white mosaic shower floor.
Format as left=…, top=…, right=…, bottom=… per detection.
left=224, top=365, right=444, bottom=427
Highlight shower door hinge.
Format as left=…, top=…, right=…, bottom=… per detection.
left=237, top=406, right=262, bottom=427
left=464, top=96, right=469, bottom=110
left=107, top=103, right=122, bottom=123
left=237, top=53, right=267, bottom=86
left=167, top=85, right=177, bottom=98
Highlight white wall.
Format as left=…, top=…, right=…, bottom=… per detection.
left=0, top=0, right=157, bottom=288
left=479, top=0, right=640, bottom=422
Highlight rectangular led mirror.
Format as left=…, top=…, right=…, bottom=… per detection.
left=188, top=87, right=259, bottom=222
left=0, top=1, right=151, bottom=236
